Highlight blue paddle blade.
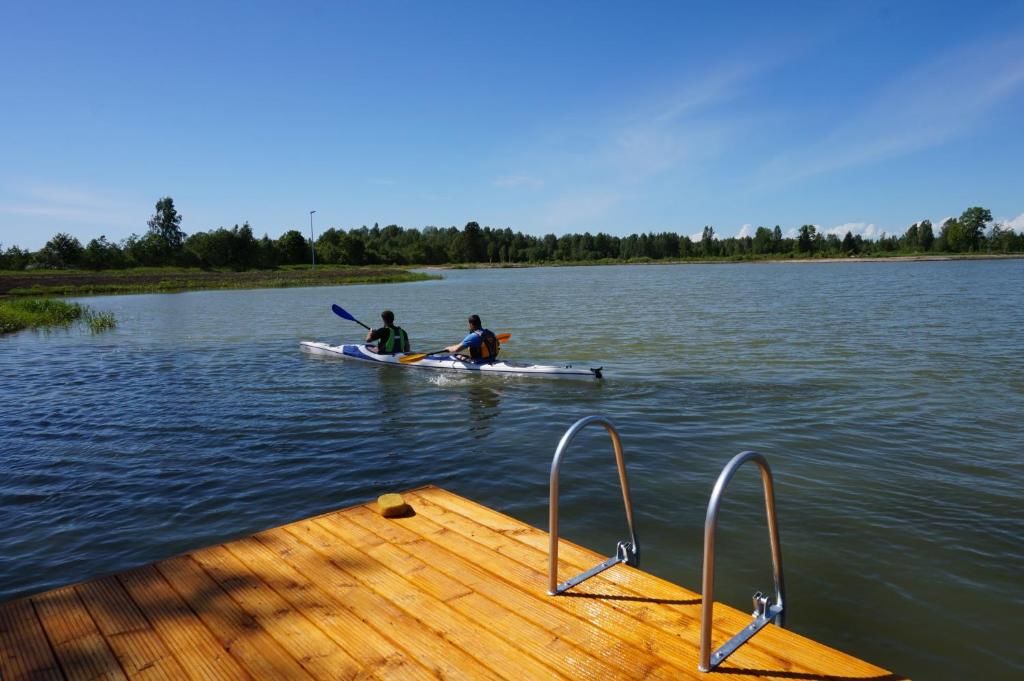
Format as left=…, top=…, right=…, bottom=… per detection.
left=332, top=303, right=371, bottom=330
left=331, top=304, right=355, bottom=322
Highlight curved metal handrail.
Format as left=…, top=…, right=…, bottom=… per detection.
left=548, top=415, right=639, bottom=595
left=699, top=450, right=786, bottom=672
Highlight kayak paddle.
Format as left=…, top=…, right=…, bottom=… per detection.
left=399, top=333, right=511, bottom=364
left=331, top=304, right=372, bottom=330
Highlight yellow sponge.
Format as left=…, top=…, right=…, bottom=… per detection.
left=377, top=493, right=411, bottom=518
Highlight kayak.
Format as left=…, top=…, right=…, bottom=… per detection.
left=300, top=342, right=603, bottom=379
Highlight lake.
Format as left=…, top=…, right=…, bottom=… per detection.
left=2, top=260, right=1022, bottom=679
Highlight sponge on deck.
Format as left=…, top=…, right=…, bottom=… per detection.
left=377, top=493, right=411, bottom=518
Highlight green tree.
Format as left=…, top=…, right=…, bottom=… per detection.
left=959, top=206, right=992, bottom=251
left=752, top=226, right=773, bottom=254
left=841, top=231, right=856, bottom=254
left=277, top=230, right=309, bottom=265
left=146, top=197, right=185, bottom=262
left=342, top=231, right=367, bottom=265
left=459, top=221, right=486, bottom=262
left=938, top=218, right=964, bottom=252
left=796, top=224, right=816, bottom=254
left=82, top=236, right=125, bottom=269
left=701, top=226, right=716, bottom=257
left=903, top=223, right=919, bottom=251
left=824, top=233, right=841, bottom=254
left=315, top=228, right=346, bottom=264
left=232, top=223, right=257, bottom=270
left=39, top=233, right=84, bottom=268
left=1, top=245, right=32, bottom=270
left=918, top=220, right=934, bottom=251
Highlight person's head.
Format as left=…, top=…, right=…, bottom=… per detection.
left=467, top=314, right=482, bottom=330
left=381, top=310, right=395, bottom=325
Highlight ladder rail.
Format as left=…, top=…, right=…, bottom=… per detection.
left=699, top=450, right=786, bottom=671
left=548, top=415, right=639, bottom=595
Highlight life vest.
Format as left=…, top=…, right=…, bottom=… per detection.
left=379, top=325, right=409, bottom=353
left=470, top=328, right=499, bottom=361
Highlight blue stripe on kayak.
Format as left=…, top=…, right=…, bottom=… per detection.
left=342, top=345, right=365, bottom=359
left=312, top=343, right=600, bottom=377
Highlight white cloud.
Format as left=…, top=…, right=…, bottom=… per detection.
left=0, top=182, right=150, bottom=249
left=0, top=184, right=139, bottom=228
left=1004, top=212, right=1024, bottom=233
left=504, top=60, right=767, bottom=231
left=826, top=222, right=879, bottom=238
left=757, top=35, right=1024, bottom=187
left=493, top=175, right=544, bottom=190
left=539, top=192, right=622, bottom=230
left=736, top=223, right=753, bottom=238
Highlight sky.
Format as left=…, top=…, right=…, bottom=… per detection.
left=1, top=1, right=1023, bottom=250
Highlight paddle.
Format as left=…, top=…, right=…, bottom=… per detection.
left=399, top=333, right=511, bottom=364
left=331, top=304, right=371, bottom=330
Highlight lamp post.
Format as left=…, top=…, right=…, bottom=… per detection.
left=309, top=210, right=317, bottom=270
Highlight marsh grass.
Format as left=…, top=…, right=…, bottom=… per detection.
left=0, top=298, right=117, bottom=335
left=84, top=310, right=117, bottom=333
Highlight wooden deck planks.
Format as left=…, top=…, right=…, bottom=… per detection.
left=321, top=511, right=625, bottom=680
left=118, top=565, right=252, bottom=681
left=253, top=527, right=500, bottom=680
left=0, top=485, right=904, bottom=680
left=285, top=517, right=567, bottom=680
left=405, top=487, right=899, bottom=679
left=341, top=503, right=676, bottom=680
left=221, top=535, right=435, bottom=681
left=0, top=598, right=65, bottom=681
left=76, top=577, right=188, bottom=680
left=31, top=586, right=128, bottom=681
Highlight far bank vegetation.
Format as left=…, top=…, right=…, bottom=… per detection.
left=2, top=199, right=1021, bottom=275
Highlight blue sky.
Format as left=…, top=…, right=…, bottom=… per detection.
left=1, top=1, right=1022, bottom=250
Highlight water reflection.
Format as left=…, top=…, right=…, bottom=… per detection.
left=465, top=382, right=502, bottom=439
left=375, top=368, right=413, bottom=439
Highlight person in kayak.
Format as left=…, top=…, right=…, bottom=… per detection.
left=365, top=310, right=411, bottom=354
left=444, top=314, right=500, bottom=362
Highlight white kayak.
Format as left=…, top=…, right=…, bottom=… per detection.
left=300, top=342, right=603, bottom=379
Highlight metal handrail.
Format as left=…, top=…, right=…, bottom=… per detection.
left=699, top=450, right=786, bottom=672
left=548, top=416, right=639, bottom=595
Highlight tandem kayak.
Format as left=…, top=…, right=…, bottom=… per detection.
left=300, top=342, right=603, bottom=379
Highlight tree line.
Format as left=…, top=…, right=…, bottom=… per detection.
left=2, top=198, right=1021, bottom=271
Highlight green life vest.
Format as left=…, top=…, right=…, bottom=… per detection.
left=380, top=325, right=409, bottom=353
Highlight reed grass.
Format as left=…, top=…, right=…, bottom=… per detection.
left=0, top=298, right=117, bottom=335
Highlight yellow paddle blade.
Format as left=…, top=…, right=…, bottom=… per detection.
left=399, top=351, right=435, bottom=364
left=398, top=332, right=512, bottom=365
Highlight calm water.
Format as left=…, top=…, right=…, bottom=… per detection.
left=2, top=260, right=1022, bottom=679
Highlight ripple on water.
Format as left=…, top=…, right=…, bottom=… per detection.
left=1, top=261, right=1023, bottom=680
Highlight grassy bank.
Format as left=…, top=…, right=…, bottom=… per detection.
left=0, top=265, right=437, bottom=297
left=0, top=298, right=116, bottom=335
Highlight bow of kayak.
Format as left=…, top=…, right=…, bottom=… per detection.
left=300, top=341, right=603, bottom=379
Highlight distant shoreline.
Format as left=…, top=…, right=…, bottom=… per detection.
left=444, top=252, right=1024, bottom=269
left=0, top=266, right=436, bottom=298
left=2, top=254, right=1019, bottom=299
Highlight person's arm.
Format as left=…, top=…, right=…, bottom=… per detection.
left=444, top=332, right=475, bottom=354
left=366, top=328, right=382, bottom=343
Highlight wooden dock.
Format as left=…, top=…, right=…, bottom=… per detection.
left=0, top=486, right=903, bottom=680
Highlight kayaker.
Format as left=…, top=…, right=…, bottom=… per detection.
left=365, top=310, right=411, bottom=354
left=444, top=314, right=500, bottom=362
